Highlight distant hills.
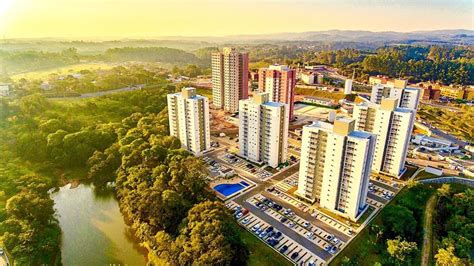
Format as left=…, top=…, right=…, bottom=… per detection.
left=159, top=29, right=474, bottom=45
left=1, top=30, right=472, bottom=53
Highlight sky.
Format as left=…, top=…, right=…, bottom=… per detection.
left=0, top=0, right=472, bottom=38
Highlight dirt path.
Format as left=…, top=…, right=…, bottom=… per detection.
left=421, top=194, right=437, bottom=266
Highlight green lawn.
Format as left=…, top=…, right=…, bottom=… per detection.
left=330, top=184, right=436, bottom=265
left=238, top=227, right=292, bottom=266
left=414, top=171, right=438, bottom=180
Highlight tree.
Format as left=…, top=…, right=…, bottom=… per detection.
left=150, top=201, right=248, bottom=265
left=380, top=205, right=417, bottom=240
left=437, top=184, right=451, bottom=198
left=386, top=236, right=417, bottom=262
left=435, top=245, right=462, bottom=266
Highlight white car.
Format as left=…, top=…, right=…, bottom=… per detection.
left=332, top=237, right=340, bottom=245
left=252, top=224, right=260, bottom=232
left=241, top=218, right=250, bottom=224
left=306, top=232, right=313, bottom=238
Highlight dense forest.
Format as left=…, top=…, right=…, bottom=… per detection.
left=0, top=71, right=248, bottom=264
left=432, top=185, right=473, bottom=265
left=304, top=46, right=473, bottom=85
left=3, top=43, right=473, bottom=85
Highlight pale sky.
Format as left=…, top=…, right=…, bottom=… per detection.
left=0, top=0, right=472, bottom=38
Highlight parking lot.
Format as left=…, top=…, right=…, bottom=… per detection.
left=219, top=153, right=273, bottom=179
left=227, top=201, right=326, bottom=266
left=207, top=134, right=404, bottom=265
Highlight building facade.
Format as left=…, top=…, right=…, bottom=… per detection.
left=238, top=93, right=289, bottom=168
left=258, top=65, right=296, bottom=120
left=353, top=98, right=415, bottom=178
left=296, top=118, right=376, bottom=221
left=167, top=87, right=211, bottom=156
left=370, top=83, right=421, bottom=110
left=211, top=47, right=249, bottom=113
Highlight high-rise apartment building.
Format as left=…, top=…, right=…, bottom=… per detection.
left=167, top=87, right=211, bottom=156
left=353, top=98, right=415, bottom=178
left=211, top=47, right=249, bottom=113
left=296, top=118, right=376, bottom=221
left=370, top=82, right=421, bottom=110
left=258, top=65, right=296, bottom=120
left=238, top=92, right=289, bottom=168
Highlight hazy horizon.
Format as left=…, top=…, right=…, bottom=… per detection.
left=1, top=0, right=472, bottom=39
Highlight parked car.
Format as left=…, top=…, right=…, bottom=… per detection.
left=241, top=218, right=250, bottom=225
left=329, top=246, right=337, bottom=254
left=303, top=221, right=310, bottom=228
left=252, top=224, right=260, bottom=232
left=280, top=245, right=288, bottom=253
left=265, top=226, right=274, bottom=233
left=291, top=252, right=299, bottom=259
left=274, top=231, right=282, bottom=239
left=280, top=217, right=288, bottom=223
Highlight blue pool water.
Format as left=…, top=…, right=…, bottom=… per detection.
left=214, top=182, right=249, bottom=197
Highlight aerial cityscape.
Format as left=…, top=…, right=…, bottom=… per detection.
left=0, top=0, right=473, bottom=265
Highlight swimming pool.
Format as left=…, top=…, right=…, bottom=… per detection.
left=213, top=181, right=250, bottom=197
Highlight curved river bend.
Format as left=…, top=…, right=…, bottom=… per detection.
left=51, top=184, right=146, bottom=265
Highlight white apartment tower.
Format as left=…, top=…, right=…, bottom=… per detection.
left=239, top=93, right=289, bottom=168
left=211, top=47, right=249, bottom=113
left=370, top=80, right=421, bottom=110
left=167, top=87, right=211, bottom=156
left=353, top=98, right=415, bottom=178
left=296, top=118, right=376, bottom=221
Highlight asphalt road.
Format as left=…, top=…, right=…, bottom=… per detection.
left=367, top=192, right=388, bottom=204
left=371, top=179, right=398, bottom=193
left=430, top=127, right=468, bottom=147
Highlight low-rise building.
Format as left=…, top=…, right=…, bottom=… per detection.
left=301, top=72, right=315, bottom=85
left=0, top=83, right=11, bottom=97
left=303, top=96, right=337, bottom=107
left=440, top=86, right=465, bottom=99
left=412, top=134, right=458, bottom=151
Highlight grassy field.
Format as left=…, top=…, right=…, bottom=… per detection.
left=421, top=194, right=437, bottom=266
left=330, top=184, right=436, bottom=265
left=295, top=87, right=346, bottom=101
left=238, top=227, right=292, bottom=266
left=414, top=171, right=438, bottom=180
left=10, top=62, right=117, bottom=80
left=417, top=105, right=474, bottom=142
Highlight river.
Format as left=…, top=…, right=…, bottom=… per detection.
left=51, top=184, right=147, bottom=265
